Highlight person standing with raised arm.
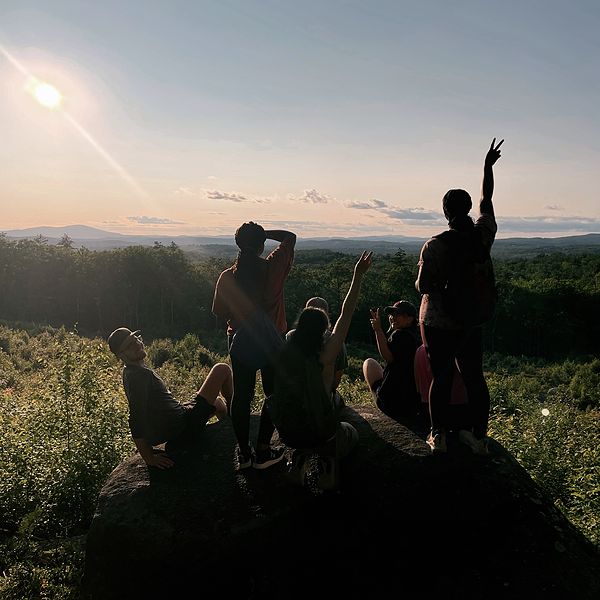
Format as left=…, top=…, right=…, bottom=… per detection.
left=416, top=139, right=503, bottom=454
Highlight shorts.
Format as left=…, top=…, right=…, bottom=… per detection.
left=166, top=394, right=214, bottom=451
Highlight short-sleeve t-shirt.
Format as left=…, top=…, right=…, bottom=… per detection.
left=212, top=235, right=295, bottom=335
left=417, top=213, right=497, bottom=329
left=122, top=365, right=188, bottom=445
left=377, top=328, right=420, bottom=407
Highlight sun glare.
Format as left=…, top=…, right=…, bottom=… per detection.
left=32, top=82, right=63, bottom=109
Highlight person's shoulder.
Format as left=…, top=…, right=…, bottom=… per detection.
left=124, top=364, right=153, bottom=380
left=475, top=213, right=497, bottom=232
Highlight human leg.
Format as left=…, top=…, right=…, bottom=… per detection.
left=456, top=327, right=490, bottom=441
left=363, top=358, right=384, bottom=390
left=422, top=326, right=462, bottom=452
left=196, top=362, right=232, bottom=420
left=230, top=355, right=257, bottom=454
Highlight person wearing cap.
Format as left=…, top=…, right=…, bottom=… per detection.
left=362, top=300, right=421, bottom=421
left=212, top=222, right=296, bottom=470
left=108, top=327, right=232, bottom=469
left=415, top=138, right=503, bottom=454
left=286, top=296, right=348, bottom=407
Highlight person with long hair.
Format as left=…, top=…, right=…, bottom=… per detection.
left=416, top=139, right=503, bottom=454
left=271, top=252, right=372, bottom=490
left=212, top=222, right=296, bottom=469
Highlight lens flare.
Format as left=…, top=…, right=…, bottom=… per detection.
left=32, top=82, right=62, bottom=109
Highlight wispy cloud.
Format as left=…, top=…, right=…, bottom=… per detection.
left=206, top=190, right=248, bottom=202
left=298, top=189, right=331, bottom=204
left=173, top=187, right=196, bottom=197
left=545, top=204, right=563, bottom=211
left=497, top=216, right=600, bottom=233
left=345, top=199, right=388, bottom=209
left=382, top=207, right=441, bottom=221
left=127, top=216, right=185, bottom=225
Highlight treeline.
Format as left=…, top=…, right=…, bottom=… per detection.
left=1, top=235, right=599, bottom=357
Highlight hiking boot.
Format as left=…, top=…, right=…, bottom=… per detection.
left=426, top=431, right=447, bottom=454
left=286, top=450, right=310, bottom=486
left=459, top=430, right=490, bottom=456
left=317, top=456, right=339, bottom=491
left=236, top=445, right=255, bottom=470
left=253, top=446, right=286, bottom=470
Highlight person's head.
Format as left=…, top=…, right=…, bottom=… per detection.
left=234, top=221, right=266, bottom=256
left=292, top=307, right=330, bottom=356
left=442, top=189, right=472, bottom=221
left=108, top=327, right=146, bottom=364
left=305, top=296, right=329, bottom=315
left=384, top=300, right=417, bottom=330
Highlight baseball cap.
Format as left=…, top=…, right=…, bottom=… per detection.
left=384, top=300, right=417, bottom=318
left=108, top=327, right=141, bottom=355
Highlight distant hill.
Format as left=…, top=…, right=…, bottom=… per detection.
left=3, top=224, right=600, bottom=258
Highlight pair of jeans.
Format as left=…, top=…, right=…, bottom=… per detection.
left=230, top=353, right=276, bottom=451
left=422, top=325, right=490, bottom=439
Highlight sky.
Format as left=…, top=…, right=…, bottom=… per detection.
left=1, top=0, right=599, bottom=239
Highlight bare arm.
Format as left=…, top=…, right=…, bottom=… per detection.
left=264, top=229, right=297, bottom=244
left=321, top=251, right=373, bottom=365
left=480, top=137, right=503, bottom=216
left=370, top=308, right=394, bottom=363
left=134, top=438, right=174, bottom=469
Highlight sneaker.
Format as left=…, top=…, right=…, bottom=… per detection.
left=253, top=446, right=286, bottom=470
left=317, top=456, right=339, bottom=491
left=286, top=450, right=310, bottom=486
left=459, top=430, right=489, bottom=456
left=426, top=431, right=447, bottom=454
left=236, top=445, right=255, bottom=470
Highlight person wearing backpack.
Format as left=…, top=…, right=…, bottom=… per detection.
left=416, top=138, right=503, bottom=455
left=270, top=251, right=373, bottom=490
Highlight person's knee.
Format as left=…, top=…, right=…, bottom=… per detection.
left=212, top=362, right=232, bottom=381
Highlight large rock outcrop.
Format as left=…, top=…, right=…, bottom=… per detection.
left=84, top=406, right=600, bottom=599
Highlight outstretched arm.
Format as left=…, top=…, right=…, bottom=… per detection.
left=321, top=251, right=373, bottom=364
left=480, top=137, right=504, bottom=216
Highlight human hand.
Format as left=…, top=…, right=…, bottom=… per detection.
left=369, top=308, right=383, bottom=332
left=485, top=138, right=504, bottom=167
left=354, top=251, right=373, bottom=277
left=147, top=453, right=175, bottom=469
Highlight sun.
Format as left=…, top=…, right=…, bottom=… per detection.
left=31, top=81, right=63, bottom=109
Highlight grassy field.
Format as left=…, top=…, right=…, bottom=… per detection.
left=0, top=325, right=598, bottom=598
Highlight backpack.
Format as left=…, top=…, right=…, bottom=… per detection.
left=434, top=228, right=498, bottom=327
left=268, top=341, right=337, bottom=449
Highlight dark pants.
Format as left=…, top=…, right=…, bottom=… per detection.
left=422, top=325, right=490, bottom=439
left=230, top=354, right=276, bottom=450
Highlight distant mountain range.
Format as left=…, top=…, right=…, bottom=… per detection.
left=3, top=224, right=600, bottom=258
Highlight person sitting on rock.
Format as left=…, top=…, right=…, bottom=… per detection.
left=108, top=327, right=232, bottom=469
left=270, top=252, right=372, bottom=490
left=362, top=300, right=421, bottom=422
left=286, top=296, right=348, bottom=409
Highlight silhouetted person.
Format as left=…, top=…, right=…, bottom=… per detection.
left=212, top=222, right=296, bottom=469
left=287, top=296, right=348, bottom=407
left=108, top=327, right=231, bottom=469
left=271, top=252, right=372, bottom=490
left=363, top=300, right=421, bottom=421
left=416, top=138, right=503, bottom=454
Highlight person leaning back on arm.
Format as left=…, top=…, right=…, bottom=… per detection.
left=108, top=327, right=232, bottom=469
